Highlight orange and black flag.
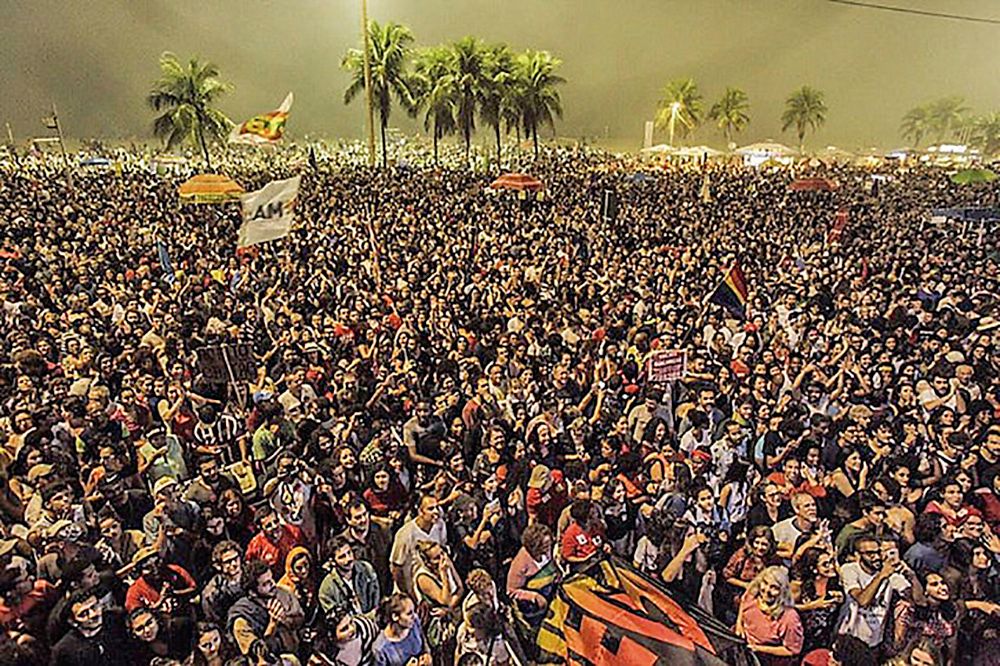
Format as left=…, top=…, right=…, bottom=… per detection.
left=707, top=261, right=749, bottom=321
left=537, top=559, right=755, bottom=666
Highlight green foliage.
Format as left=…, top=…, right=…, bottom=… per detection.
left=781, top=86, right=827, bottom=150
left=342, top=21, right=416, bottom=167
left=655, top=78, right=703, bottom=145
left=708, top=87, right=750, bottom=145
left=148, top=52, right=233, bottom=170
left=342, top=22, right=564, bottom=166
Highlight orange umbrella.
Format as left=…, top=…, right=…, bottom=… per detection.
left=178, top=173, right=245, bottom=204
left=490, top=173, right=544, bottom=192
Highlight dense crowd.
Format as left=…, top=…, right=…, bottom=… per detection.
left=0, top=145, right=999, bottom=666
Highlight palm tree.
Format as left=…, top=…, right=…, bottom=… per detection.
left=343, top=21, right=415, bottom=168
left=148, top=52, right=232, bottom=171
left=926, top=96, right=969, bottom=143
left=451, top=37, right=490, bottom=163
left=513, top=50, right=565, bottom=159
left=900, top=104, right=932, bottom=148
left=972, top=112, right=1000, bottom=156
left=708, top=87, right=750, bottom=146
left=781, top=86, right=827, bottom=151
left=479, top=44, right=515, bottom=167
left=412, top=46, right=458, bottom=165
left=655, top=78, right=702, bottom=146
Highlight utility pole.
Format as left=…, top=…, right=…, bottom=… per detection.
left=361, top=0, right=376, bottom=167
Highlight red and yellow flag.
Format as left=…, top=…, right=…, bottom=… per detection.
left=229, top=93, right=293, bottom=144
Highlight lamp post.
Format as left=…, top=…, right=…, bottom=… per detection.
left=668, top=101, right=681, bottom=148
left=361, top=0, right=376, bottom=167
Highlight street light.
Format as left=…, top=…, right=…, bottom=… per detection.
left=361, top=0, right=376, bottom=166
left=668, top=101, right=681, bottom=148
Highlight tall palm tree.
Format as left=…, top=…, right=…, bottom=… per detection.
left=708, top=87, right=750, bottom=146
left=926, top=96, right=969, bottom=143
left=972, top=112, right=1000, bottom=156
left=513, top=50, right=565, bottom=159
left=900, top=104, right=932, bottom=148
left=451, top=37, right=490, bottom=163
left=148, top=52, right=232, bottom=171
left=479, top=44, right=515, bottom=167
left=412, top=46, right=458, bottom=165
left=655, top=78, right=702, bottom=146
left=781, top=86, right=827, bottom=151
left=343, top=21, right=415, bottom=168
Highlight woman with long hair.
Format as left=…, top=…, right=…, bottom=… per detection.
left=735, top=566, right=804, bottom=665
left=313, top=604, right=379, bottom=666
left=413, top=540, right=463, bottom=663
left=189, top=621, right=236, bottom=666
left=722, top=526, right=779, bottom=618
left=790, top=546, right=843, bottom=653
left=362, top=463, right=408, bottom=522
left=893, top=570, right=1000, bottom=663
left=215, top=488, right=255, bottom=548
left=372, top=593, right=431, bottom=666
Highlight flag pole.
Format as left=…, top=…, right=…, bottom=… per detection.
left=51, top=102, right=73, bottom=189
left=361, top=0, right=376, bottom=167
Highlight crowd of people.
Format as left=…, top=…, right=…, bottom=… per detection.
left=0, top=143, right=999, bottom=666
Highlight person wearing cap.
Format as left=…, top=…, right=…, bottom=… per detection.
left=525, top=464, right=567, bottom=529
left=142, top=476, right=182, bottom=545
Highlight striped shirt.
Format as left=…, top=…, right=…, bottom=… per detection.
left=193, top=413, right=245, bottom=464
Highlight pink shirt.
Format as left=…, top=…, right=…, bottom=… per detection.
left=739, top=592, right=804, bottom=655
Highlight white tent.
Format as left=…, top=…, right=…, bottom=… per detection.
left=735, top=141, right=798, bottom=157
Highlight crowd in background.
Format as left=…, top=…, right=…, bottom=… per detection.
left=0, top=145, right=999, bottom=666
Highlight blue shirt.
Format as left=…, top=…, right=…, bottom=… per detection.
left=373, top=617, right=427, bottom=666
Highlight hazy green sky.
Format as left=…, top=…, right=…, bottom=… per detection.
left=2, top=0, right=998, bottom=149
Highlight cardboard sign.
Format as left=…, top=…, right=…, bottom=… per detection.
left=197, top=344, right=257, bottom=384
left=647, top=349, right=687, bottom=383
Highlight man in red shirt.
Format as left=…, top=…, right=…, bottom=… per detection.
left=124, top=547, right=196, bottom=613
left=245, top=506, right=305, bottom=577
left=560, top=499, right=601, bottom=570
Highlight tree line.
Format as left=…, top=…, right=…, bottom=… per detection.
left=654, top=78, right=827, bottom=151
left=900, top=97, right=1000, bottom=155
left=146, top=24, right=566, bottom=170
left=342, top=23, right=565, bottom=166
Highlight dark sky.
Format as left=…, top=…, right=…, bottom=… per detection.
left=2, top=0, right=999, bottom=150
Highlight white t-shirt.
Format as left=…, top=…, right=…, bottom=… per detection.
left=389, top=518, right=447, bottom=596
left=836, top=561, right=911, bottom=647
left=633, top=536, right=660, bottom=574
left=771, top=517, right=805, bottom=547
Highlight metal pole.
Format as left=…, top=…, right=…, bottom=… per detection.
left=361, top=0, right=376, bottom=167
left=4, top=122, right=19, bottom=166
left=52, top=102, right=73, bottom=188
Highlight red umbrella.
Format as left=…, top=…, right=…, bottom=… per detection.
left=789, top=177, right=839, bottom=192
left=490, top=173, right=544, bottom=192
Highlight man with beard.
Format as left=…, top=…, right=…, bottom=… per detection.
left=245, top=505, right=305, bottom=578
left=318, top=535, right=380, bottom=615
left=337, top=497, right=393, bottom=594
left=183, top=455, right=238, bottom=505
left=228, top=559, right=304, bottom=658
left=50, top=590, right=131, bottom=666
left=201, top=540, right=244, bottom=624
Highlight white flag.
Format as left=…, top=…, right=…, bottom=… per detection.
left=237, top=176, right=301, bottom=248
